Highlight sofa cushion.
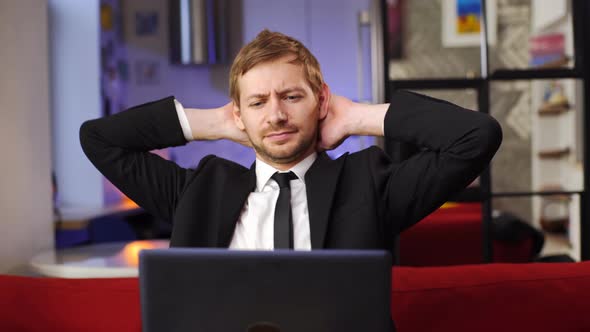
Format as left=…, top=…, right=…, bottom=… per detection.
left=0, top=276, right=140, bottom=332
left=2, top=261, right=590, bottom=332
left=400, top=203, right=537, bottom=265
left=392, top=262, right=590, bottom=332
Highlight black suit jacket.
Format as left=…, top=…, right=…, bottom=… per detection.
left=80, top=90, right=502, bottom=251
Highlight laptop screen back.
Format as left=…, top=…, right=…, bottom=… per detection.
left=139, top=249, right=392, bottom=332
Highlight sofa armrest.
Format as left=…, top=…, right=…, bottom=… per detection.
left=0, top=276, right=141, bottom=332
left=392, top=262, right=590, bottom=332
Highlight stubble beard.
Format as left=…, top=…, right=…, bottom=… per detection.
left=251, top=126, right=318, bottom=166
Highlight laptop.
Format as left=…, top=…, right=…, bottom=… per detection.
left=139, top=248, right=393, bottom=332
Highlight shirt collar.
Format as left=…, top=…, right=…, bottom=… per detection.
left=255, top=152, right=317, bottom=192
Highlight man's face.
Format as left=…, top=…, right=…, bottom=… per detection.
left=234, top=56, right=326, bottom=168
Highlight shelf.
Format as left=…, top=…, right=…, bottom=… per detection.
left=533, top=55, right=571, bottom=70
left=387, top=69, right=580, bottom=89
left=490, top=68, right=581, bottom=81
left=538, top=104, right=571, bottom=115
left=540, top=217, right=569, bottom=234
left=541, top=195, right=571, bottom=202
left=492, top=190, right=582, bottom=198
left=537, top=147, right=571, bottom=159
left=389, top=78, right=483, bottom=90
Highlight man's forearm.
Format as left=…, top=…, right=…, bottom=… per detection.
left=317, top=95, right=390, bottom=151
left=79, top=96, right=192, bottom=222
left=383, top=90, right=501, bottom=155
left=184, top=106, right=227, bottom=141
left=347, top=102, right=389, bottom=137
left=182, top=103, right=250, bottom=146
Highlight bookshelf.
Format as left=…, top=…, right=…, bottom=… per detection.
left=381, top=0, right=590, bottom=262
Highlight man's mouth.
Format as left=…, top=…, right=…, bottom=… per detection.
left=266, top=130, right=297, bottom=142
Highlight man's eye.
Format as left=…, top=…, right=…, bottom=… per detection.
left=250, top=101, right=263, bottom=107
left=285, top=95, right=302, bottom=102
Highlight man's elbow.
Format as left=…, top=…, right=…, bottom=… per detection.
left=487, top=117, right=503, bottom=151
left=79, top=119, right=100, bottom=157
left=479, top=116, right=503, bottom=162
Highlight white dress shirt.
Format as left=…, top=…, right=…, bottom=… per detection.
left=174, top=100, right=314, bottom=250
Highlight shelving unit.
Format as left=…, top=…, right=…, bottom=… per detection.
left=531, top=77, right=583, bottom=259
left=380, top=0, right=590, bottom=262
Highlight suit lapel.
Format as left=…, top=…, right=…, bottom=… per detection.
left=217, top=163, right=256, bottom=247
left=305, top=152, right=346, bottom=249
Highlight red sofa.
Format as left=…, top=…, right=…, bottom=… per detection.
left=1, top=261, right=590, bottom=332
left=400, top=203, right=538, bottom=266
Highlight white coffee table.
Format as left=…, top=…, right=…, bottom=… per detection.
left=30, top=239, right=170, bottom=278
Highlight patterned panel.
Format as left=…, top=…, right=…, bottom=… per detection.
left=490, top=0, right=532, bottom=221
left=390, top=0, right=531, bottom=79
left=389, top=0, right=481, bottom=79
left=391, top=0, right=535, bottom=222
left=489, top=0, right=531, bottom=70
left=490, top=81, right=532, bottom=222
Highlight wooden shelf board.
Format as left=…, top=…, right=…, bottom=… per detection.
left=538, top=103, right=571, bottom=115
left=537, top=147, right=571, bottom=159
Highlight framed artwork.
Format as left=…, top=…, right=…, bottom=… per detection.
left=442, top=0, right=496, bottom=47
left=135, top=11, right=159, bottom=36
left=387, top=0, right=404, bottom=59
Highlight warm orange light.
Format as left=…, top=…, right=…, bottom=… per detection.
left=121, top=195, right=139, bottom=209
left=441, top=202, right=459, bottom=209
left=122, top=241, right=156, bottom=266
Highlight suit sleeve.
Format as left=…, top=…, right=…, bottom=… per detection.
left=79, top=96, right=193, bottom=222
left=371, top=90, right=503, bottom=233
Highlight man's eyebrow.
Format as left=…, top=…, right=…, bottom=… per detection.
left=245, top=87, right=307, bottom=101
left=246, top=93, right=270, bottom=101
left=277, top=87, right=307, bottom=95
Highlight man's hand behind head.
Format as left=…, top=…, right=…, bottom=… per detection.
left=222, top=102, right=251, bottom=147
left=183, top=102, right=251, bottom=147
left=317, top=94, right=355, bottom=151
left=317, top=94, right=389, bottom=152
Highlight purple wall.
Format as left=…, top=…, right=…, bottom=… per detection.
left=102, top=0, right=374, bottom=203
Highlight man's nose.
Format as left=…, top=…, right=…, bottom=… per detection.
left=268, top=97, right=287, bottom=123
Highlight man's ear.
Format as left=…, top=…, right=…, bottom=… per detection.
left=232, top=102, right=246, bottom=130
left=318, top=84, right=331, bottom=120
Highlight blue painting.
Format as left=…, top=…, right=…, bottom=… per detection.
left=456, top=0, right=482, bottom=34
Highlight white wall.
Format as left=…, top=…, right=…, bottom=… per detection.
left=0, top=0, right=54, bottom=273
left=50, top=0, right=103, bottom=207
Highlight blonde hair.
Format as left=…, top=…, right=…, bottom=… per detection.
left=229, top=29, right=324, bottom=105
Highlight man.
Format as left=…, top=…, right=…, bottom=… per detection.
left=80, top=29, right=502, bottom=252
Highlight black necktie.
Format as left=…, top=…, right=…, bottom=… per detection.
left=272, top=171, right=298, bottom=249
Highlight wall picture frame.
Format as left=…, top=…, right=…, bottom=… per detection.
left=135, top=11, right=159, bottom=36
left=387, top=0, right=404, bottom=59
left=442, top=0, right=497, bottom=48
